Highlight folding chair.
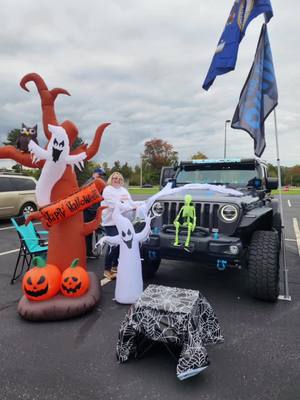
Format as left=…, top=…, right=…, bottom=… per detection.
left=10, top=215, right=48, bottom=284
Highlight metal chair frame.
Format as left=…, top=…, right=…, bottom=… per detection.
left=10, top=216, right=48, bottom=284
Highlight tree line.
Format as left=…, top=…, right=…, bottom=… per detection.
left=2, top=128, right=299, bottom=186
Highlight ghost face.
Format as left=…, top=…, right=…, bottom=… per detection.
left=48, top=125, right=70, bottom=163
left=121, top=228, right=133, bottom=249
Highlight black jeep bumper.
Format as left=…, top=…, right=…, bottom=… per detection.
left=141, top=226, right=246, bottom=269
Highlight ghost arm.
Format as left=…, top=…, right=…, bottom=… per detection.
left=28, top=140, right=49, bottom=163
left=65, top=152, right=87, bottom=171
left=95, top=234, right=121, bottom=249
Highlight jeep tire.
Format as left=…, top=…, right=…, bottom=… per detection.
left=247, top=230, right=280, bottom=302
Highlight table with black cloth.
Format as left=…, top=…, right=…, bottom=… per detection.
left=116, top=284, right=224, bottom=380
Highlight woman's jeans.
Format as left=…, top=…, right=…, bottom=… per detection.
left=104, top=225, right=119, bottom=270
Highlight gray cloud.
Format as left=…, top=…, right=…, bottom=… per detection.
left=0, top=0, right=299, bottom=171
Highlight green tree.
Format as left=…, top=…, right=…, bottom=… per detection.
left=191, top=151, right=207, bottom=160
left=2, top=129, right=20, bottom=146
left=142, top=138, right=178, bottom=184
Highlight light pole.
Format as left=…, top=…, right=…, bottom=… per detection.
left=224, top=119, right=231, bottom=158
left=140, top=155, right=143, bottom=188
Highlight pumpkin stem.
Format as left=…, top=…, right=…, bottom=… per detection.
left=70, top=258, right=80, bottom=268
left=32, top=256, right=46, bottom=268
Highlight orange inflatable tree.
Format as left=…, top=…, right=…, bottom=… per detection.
left=0, top=73, right=110, bottom=272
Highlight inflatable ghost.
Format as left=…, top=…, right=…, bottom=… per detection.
left=134, top=182, right=242, bottom=222
left=28, top=124, right=87, bottom=207
left=96, top=206, right=151, bottom=304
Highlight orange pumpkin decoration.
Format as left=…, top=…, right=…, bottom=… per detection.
left=22, top=256, right=61, bottom=301
left=60, top=259, right=90, bottom=297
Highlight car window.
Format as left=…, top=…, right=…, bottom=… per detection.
left=11, top=178, right=36, bottom=191
left=0, top=177, right=14, bottom=192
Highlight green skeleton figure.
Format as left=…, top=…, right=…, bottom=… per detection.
left=173, top=194, right=196, bottom=248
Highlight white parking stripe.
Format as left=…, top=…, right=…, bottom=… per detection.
left=0, top=249, right=19, bottom=256
left=288, top=199, right=292, bottom=207
left=292, top=217, right=300, bottom=256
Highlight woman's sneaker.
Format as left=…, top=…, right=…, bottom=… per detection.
left=104, top=270, right=117, bottom=280
left=111, top=266, right=118, bottom=274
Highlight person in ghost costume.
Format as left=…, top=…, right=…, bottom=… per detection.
left=96, top=205, right=151, bottom=304
left=28, top=124, right=86, bottom=207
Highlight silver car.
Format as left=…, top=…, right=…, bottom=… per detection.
left=0, top=174, right=38, bottom=219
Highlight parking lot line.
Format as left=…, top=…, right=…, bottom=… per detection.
left=0, top=249, right=19, bottom=256
left=292, top=217, right=300, bottom=256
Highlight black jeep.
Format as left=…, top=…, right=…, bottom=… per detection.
left=141, top=158, right=281, bottom=302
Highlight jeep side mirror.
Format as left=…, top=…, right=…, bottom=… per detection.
left=164, top=178, right=176, bottom=188
left=266, top=177, right=278, bottom=190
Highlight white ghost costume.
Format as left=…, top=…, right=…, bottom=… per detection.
left=28, top=124, right=86, bottom=207
left=96, top=206, right=151, bottom=304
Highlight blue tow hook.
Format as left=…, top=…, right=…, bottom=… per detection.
left=217, top=259, right=228, bottom=271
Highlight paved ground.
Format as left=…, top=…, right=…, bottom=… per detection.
left=0, top=196, right=299, bottom=400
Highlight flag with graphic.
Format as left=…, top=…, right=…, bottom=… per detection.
left=231, top=23, right=278, bottom=157
left=202, top=0, right=273, bottom=91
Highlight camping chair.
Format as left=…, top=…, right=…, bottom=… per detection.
left=10, top=215, right=48, bottom=284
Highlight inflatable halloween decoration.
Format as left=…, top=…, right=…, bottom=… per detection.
left=173, top=194, right=196, bottom=249
left=0, top=73, right=110, bottom=273
left=0, top=73, right=109, bottom=320
left=60, top=259, right=90, bottom=297
left=96, top=206, right=151, bottom=304
left=40, top=182, right=102, bottom=228
left=22, top=256, right=61, bottom=301
left=17, top=123, right=38, bottom=152
left=29, top=124, right=87, bottom=207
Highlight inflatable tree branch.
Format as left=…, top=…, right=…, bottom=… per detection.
left=0, top=73, right=110, bottom=271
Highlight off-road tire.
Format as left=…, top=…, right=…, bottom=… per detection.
left=141, top=250, right=161, bottom=279
left=272, top=213, right=282, bottom=249
left=247, top=230, right=280, bottom=302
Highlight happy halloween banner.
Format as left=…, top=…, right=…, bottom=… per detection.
left=41, top=183, right=102, bottom=227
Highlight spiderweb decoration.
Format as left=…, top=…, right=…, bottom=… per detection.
left=116, top=285, right=224, bottom=380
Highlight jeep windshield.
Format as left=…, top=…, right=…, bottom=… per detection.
left=175, top=161, right=262, bottom=189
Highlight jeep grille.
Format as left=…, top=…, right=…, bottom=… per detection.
left=162, top=201, right=222, bottom=230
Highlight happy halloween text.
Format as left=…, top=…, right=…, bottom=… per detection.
left=41, top=189, right=100, bottom=227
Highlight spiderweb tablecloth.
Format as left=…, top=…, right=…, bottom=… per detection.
left=116, top=284, right=224, bottom=380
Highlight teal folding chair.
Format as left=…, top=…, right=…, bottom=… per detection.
left=10, top=215, right=48, bottom=284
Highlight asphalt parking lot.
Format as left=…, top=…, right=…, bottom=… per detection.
left=0, top=196, right=299, bottom=400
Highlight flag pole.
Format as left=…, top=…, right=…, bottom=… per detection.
left=273, top=108, right=291, bottom=301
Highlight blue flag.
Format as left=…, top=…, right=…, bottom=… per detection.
left=202, top=0, right=273, bottom=91
left=231, top=23, right=278, bottom=157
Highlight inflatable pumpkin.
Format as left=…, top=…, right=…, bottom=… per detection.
left=22, top=257, right=61, bottom=301
left=60, top=259, right=90, bottom=297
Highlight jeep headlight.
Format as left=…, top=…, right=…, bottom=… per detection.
left=219, top=204, right=239, bottom=223
left=152, top=201, right=165, bottom=217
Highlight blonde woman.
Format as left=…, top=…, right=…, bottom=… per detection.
left=101, top=172, right=138, bottom=280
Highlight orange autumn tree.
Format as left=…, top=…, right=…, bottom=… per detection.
left=0, top=73, right=110, bottom=271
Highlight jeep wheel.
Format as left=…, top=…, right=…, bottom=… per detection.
left=141, top=250, right=161, bottom=279
left=247, top=231, right=280, bottom=302
left=272, top=213, right=282, bottom=248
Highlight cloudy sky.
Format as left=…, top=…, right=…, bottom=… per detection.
left=0, top=0, right=299, bottom=169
